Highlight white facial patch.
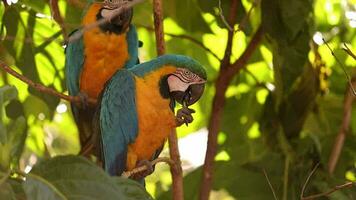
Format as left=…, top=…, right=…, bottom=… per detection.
left=167, top=68, right=206, bottom=92
left=101, top=8, right=117, bottom=19
left=167, top=75, right=190, bottom=92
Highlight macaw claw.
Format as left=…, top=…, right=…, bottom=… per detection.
left=131, top=160, right=154, bottom=180
left=176, top=107, right=195, bottom=127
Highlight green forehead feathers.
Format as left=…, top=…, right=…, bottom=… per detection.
left=131, top=54, right=207, bottom=80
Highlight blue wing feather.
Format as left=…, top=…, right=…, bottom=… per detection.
left=65, top=30, right=84, bottom=97
left=100, top=70, right=138, bottom=175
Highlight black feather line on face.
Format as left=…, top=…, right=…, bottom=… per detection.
left=170, top=74, right=191, bottom=84
left=159, top=75, right=170, bottom=99
left=96, top=8, right=125, bottom=34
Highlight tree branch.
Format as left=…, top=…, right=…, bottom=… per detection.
left=327, top=79, right=356, bottom=174
left=153, top=0, right=165, bottom=56
left=152, top=0, right=184, bottom=199
left=220, top=0, right=238, bottom=68
left=301, top=163, right=355, bottom=199
left=121, top=157, right=174, bottom=178
left=198, top=22, right=263, bottom=200
left=302, top=182, right=355, bottom=200
left=49, top=0, right=67, bottom=41
left=0, top=61, right=97, bottom=105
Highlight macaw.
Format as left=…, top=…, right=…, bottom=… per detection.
left=65, top=0, right=139, bottom=149
left=95, top=54, right=207, bottom=177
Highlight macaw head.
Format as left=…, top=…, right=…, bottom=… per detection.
left=97, top=0, right=133, bottom=33
left=131, top=55, right=207, bottom=107
left=167, top=68, right=206, bottom=106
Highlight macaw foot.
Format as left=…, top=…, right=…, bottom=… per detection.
left=176, top=107, right=195, bottom=126
left=77, top=92, right=89, bottom=108
left=131, top=160, right=154, bottom=180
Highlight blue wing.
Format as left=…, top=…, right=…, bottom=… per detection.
left=65, top=30, right=84, bottom=97
left=99, top=70, right=138, bottom=176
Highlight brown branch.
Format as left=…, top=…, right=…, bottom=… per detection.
left=168, top=129, right=184, bottom=200
left=343, top=43, right=356, bottom=60
left=153, top=0, right=165, bottom=56
left=136, top=25, right=221, bottom=61
left=121, top=157, right=174, bottom=178
left=0, top=61, right=97, bottom=105
left=300, top=163, right=355, bottom=199
left=327, top=79, right=356, bottom=174
left=218, top=0, right=234, bottom=31
left=199, top=17, right=263, bottom=200
left=49, top=0, right=68, bottom=41
left=68, top=0, right=145, bottom=43
left=302, top=182, right=354, bottom=200
left=152, top=0, right=184, bottom=200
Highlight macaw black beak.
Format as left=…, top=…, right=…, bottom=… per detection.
left=171, top=83, right=205, bottom=106
left=111, top=8, right=133, bottom=30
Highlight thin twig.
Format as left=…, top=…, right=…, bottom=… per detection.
left=302, top=182, right=355, bottom=200
left=263, top=169, right=278, bottom=200
left=68, top=0, right=145, bottom=43
left=282, top=157, right=290, bottom=200
left=136, top=25, right=221, bottom=61
left=218, top=0, right=234, bottom=32
left=237, top=0, right=259, bottom=32
left=300, top=163, right=320, bottom=200
left=0, top=61, right=97, bottom=105
left=323, top=38, right=356, bottom=96
left=121, top=157, right=174, bottom=178
left=343, top=43, right=356, bottom=60
left=327, top=80, right=356, bottom=174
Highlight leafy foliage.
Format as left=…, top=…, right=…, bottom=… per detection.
left=0, top=0, right=355, bottom=199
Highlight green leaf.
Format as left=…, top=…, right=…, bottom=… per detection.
left=23, top=155, right=152, bottom=200
left=5, top=99, right=25, bottom=120
left=262, top=0, right=312, bottom=97
left=7, top=116, right=27, bottom=166
left=24, top=174, right=67, bottom=200
left=23, top=95, right=51, bottom=119
left=197, top=0, right=251, bottom=34
left=113, top=177, right=154, bottom=200
left=0, top=85, right=26, bottom=170
left=164, top=0, right=211, bottom=33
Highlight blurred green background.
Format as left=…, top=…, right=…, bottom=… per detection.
left=0, top=0, right=355, bottom=199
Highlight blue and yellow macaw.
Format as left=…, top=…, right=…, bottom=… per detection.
left=96, top=54, right=207, bottom=177
left=65, top=0, right=139, bottom=149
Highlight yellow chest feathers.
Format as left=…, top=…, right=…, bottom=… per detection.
left=126, top=67, right=177, bottom=170
left=80, top=3, right=129, bottom=98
